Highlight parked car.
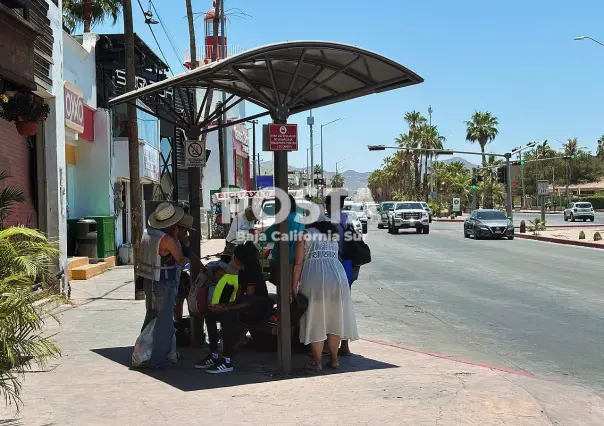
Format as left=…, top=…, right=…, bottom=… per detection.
left=564, top=202, right=595, bottom=222
left=419, top=201, right=432, bottom=223
left=378, top=201, right=396, bottom=229
left=464, top=209, right=514, bottom=240
left=387, top=201, right=430, bottom=234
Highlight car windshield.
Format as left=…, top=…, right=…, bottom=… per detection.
left=475, top=211, right=507, bottom=221
left=382, top=203, right=394, bottom=211
left=344, top=211, right=358, bottom=220
left=396, top=202, right=423, bottom=210
left=262, top=203, right=275, bottom=217
left=576, top=203, right=592, bottom=209
left=421, top=203, right=429, bottom=209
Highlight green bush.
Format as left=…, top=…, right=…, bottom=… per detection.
left=577, top=195, right=604, bottom=210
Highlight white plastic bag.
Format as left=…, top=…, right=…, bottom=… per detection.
left=132, top=318, right=156, bottom=367
left=132, top=319, right=178, bottom=367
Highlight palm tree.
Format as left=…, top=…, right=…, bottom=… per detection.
left=597, top=135, right=604, bottom=162
left=331, top=173, right=345, bottom=188
left=62, top=0, right=122, bottom=33
left=563, top=138, right=580, bottom=198
left=404, top=112, right=427, bottom=198
left=419, top=124, right=445, bottom=201
left=465, top=111, right=499, bottom=208
left=313, top=164, right=323, bottom=176
left=186, top=0, right=197, bottom=70
left=0, top=171, right=61, bottom=408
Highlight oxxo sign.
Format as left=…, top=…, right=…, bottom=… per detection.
left=64, top=83, right=84, bottom=133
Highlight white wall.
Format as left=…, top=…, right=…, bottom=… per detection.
left=43, top=0, right=67, bottom=287
left=63, top=32, right=97, bottom=108
left=72, top=110, right=112, bottom=218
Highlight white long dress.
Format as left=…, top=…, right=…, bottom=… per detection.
left=298, top=228, right=359, bottom=345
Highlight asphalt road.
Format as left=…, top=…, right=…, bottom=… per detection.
left=354, top=221, right=604, bottom=395
left=513, top=211, right=604, bottom=226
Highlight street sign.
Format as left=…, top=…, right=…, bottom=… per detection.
left=452, top=198, right=461, bottom=212
left=267, top=124, right=298, bottom=151
left=430, top=191, right=437, bottom=200
left=536, top=180, right=549, bottom=196
left=185, top=139, right=205, bottom=168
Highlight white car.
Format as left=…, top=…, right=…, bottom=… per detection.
left=387, top=201, right=430, bottom=234
left=564, top=201, right=595, bottom=222
left=342, top=211, right=363, bottom=234
left=342, top=203, right=368, bottom=233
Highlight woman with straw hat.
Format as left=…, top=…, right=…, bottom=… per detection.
left=137, top=202, right=187, bottom=369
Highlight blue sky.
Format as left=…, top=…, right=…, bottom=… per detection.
left=95, top=0, right=604, bottom=173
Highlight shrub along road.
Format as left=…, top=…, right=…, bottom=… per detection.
left=355, top=223, right=604, bottom=396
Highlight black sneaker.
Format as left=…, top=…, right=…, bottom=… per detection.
left=206, top=358, right=233, bottom=374
left=194, top=354, right=218, bottom=369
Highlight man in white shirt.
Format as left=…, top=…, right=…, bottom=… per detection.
left=223, top=207, right=257, bottom=257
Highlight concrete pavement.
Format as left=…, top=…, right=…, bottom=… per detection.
left=1, top=263, right=603, bottom=425
left=357, top=223, right=604, bottom=397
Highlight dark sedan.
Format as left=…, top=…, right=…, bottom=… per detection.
left=464, top=209, right=514, bottom=240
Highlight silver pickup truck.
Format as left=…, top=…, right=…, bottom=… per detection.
left=387, top=201, right=430, bottom=234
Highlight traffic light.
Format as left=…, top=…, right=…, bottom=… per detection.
left=521, top=160, right=525, bottom=165
left=471, top=177, right=477, bottom=190
left=563, top=155, right=576, bottom=160
left=571, top=154, right=576, bottom=160
left=497, top=166, right=507, bottom=183
left=511, top=160, right=525, bottom=166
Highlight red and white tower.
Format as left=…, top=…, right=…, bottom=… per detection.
left=184, top=2, right=227, bottom=69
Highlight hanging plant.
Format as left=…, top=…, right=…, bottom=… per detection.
left=0, top=92, right=50, bottom=136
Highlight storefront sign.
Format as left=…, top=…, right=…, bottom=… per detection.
left=232, top=123, right=249, bottom=150
left=114, top=69, right=173, bottom=102
left=215, top=190, right=275, bottom=200
left=64, top=83, right=84, bottom=133
left=140, top=143, right=160, bottom=182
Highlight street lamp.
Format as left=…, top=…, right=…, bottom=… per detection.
left=307, top=144, right=319, bottom=190
left=510, top=141, right=536, bottom=208
left=574, top=36, right=604, bottom=48
left=335, top=158, right=345, bottom=175
left=320, top=117, right=344, bottom=194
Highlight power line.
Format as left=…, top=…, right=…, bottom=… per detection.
left=135, top=0, right=174, bottom=75
left=150, top=0, right=185, bottom=69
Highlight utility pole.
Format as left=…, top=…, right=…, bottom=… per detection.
left=250, top=120, right=257, bottom=189
left=505, top=153, right=513, bottom=220
left=471, top=168, right=476, bottom=212
left=124, top=0, right=144, bottom=300
left=520, top=151, right=525, bottom=208
left=307, top=110, right=314, bottom=200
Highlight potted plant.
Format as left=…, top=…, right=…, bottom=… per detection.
left=0, top=91, right=50, bottom=136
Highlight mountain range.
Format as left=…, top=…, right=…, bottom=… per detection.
left=257, top=157, right=478, bottom=194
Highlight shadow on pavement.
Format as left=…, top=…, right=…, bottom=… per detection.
left=91, top=345, right=397, bottom=392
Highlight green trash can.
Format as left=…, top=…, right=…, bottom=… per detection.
left=67, top=218, right=81, bottom=256
left=86, top=216, right=116, bottom=259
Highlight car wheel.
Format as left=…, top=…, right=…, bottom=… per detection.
left=508, top=236, right=514, bottom=240
left=571, top=214, right=575, bottom=222
left=583, top=218, right=587, bottom=222
left=387, top=222, right=393, bottom=234
left=429, top=216, right=432, bottom=223
left=362, top=223, right=368, bottom=234
left=415, top=226, right=422, bottom=234
left=564, top=214, right=568, bottom=222
left=473, top=226, right=481, bottom=240
left=378, top=224, right=383, bottom=229
left=590, top=217, right=595, bottom=222
left=423, top=226, right=430, bottom=235
left=463, top=228, right=469, bottom=238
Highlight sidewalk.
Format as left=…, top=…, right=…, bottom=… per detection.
left=1, top=268, right=603, bottom=425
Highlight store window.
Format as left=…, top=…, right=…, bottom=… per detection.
left=111, top=102, right=159, bottom=149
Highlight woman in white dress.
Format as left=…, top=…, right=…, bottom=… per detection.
left=291, top=211, right=359, bottom=372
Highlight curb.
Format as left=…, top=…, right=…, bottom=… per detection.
left=515, top=233, right=604, bottom=249
left=434, top=219, right=465, bottom=223
left=361, top=337, right=564, bottom=383
left=34, top=296, right=68, bottom=317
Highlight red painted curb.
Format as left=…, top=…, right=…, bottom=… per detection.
left=514, top=224, right=603, bottom=230
left=361, top=337, right=565, bottom=384
left=515, top=233, right=604, bottom=249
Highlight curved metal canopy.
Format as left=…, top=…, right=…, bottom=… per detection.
left=109, top=41, right=423, bottom=130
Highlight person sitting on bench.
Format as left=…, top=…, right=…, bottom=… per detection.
left=194, top=242, right=270, bottom=374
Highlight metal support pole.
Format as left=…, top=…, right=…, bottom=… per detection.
left=541, top=196, right=546, bottom=223
left=219, top=0, right=229, bottom=185
left=217, top=107, right=228, bottom=188
left=565, top=158, right=570, bottom=204
left=308, top=111, right=314, bottom=200
left=271, top=118, right=292, bottom=374
left=251, top=120, right=257, bottom=190
left=505, top=153, right=513, bottom=220
left=471, top=168, right=476, bottom=212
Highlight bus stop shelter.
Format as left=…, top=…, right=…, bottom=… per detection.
left=109, top=40, right=423, bottom=373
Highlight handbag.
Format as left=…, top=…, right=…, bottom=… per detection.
left=341, top=224, right=371, bottom=266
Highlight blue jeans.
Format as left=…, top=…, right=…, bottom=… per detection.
left=150, top=279, right=178, bottom=367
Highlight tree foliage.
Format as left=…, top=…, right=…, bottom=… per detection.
left=62, top=0, right=122, bottom=33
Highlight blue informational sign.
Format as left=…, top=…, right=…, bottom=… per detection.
left=256, top=175, right=274, bottom=189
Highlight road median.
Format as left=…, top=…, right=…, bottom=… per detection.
left=516, top=228, right=604, bottom=249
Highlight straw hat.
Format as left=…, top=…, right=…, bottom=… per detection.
left=148, top=202, right=184, bottom=229
left=177, top=213, right=196, bottom=231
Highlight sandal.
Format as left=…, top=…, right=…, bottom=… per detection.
left=326, top=361, right=340, bottom=369
left=305, top=362, right=323, bottom=373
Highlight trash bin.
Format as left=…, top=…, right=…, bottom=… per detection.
left=86, top=216, right=115, bottom=259
left=76, top=219, right=98, bottom=264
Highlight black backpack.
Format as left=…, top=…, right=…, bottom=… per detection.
left=341, top=224, right=371, bottom=266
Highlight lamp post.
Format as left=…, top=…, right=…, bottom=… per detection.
left=574, top=36, right=604, bottom=48
left=307, top=144, right=319, bottom=194
left=320, top=117, right=344, bottom=197
left=307, top=110, right=315, bottom=199
left=335, top=159, right=345, bottom=189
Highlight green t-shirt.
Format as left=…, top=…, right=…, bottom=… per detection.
left=210, top=273, right=239, bottom=305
